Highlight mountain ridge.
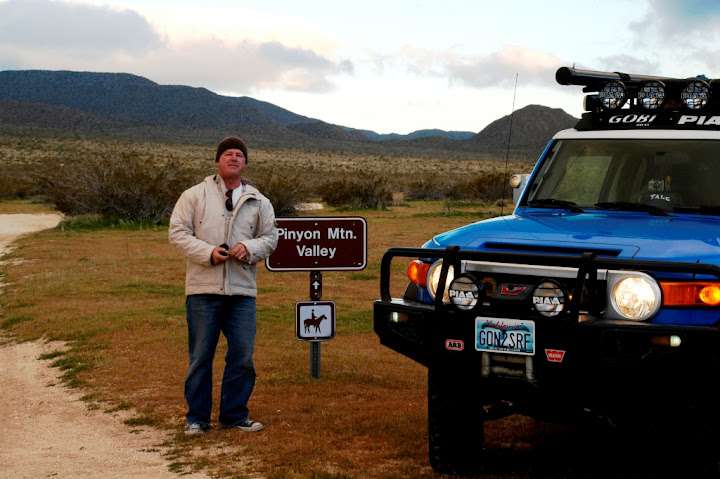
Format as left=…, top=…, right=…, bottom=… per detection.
left=0, top=69, right=578, bottom=158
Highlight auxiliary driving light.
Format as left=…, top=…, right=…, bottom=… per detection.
left=598, top=81, right=627, bottom=109
left=448, top=274, right=481, bottom=311
left=638, top=80, right=666, bottom=110
left=682, top=80, right=710, bottom=109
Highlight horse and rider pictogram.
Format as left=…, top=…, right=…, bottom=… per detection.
left=304, top=309, right=328, bottom=333
left=296, top=301, right=335, bottom=341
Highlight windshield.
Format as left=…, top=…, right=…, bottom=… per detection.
left=524, top=139, right=720, bottom=214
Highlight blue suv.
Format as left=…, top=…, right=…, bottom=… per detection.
left=374, top=67, right=720, bottom=474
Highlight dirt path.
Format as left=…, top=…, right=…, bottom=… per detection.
left=0, top=214, right=207, bottom=479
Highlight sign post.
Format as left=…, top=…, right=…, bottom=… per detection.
left=267, top=217, right=367, bottom=378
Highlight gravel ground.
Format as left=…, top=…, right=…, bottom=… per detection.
left=0, top=214, right=208, bottom=479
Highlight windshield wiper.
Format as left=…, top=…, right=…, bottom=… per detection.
left=593, top=202, right=669, bottom=216
left=526, top=198, right=584, bottom=213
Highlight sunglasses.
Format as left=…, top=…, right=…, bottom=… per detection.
left=225, top=189, right=233, bottom=211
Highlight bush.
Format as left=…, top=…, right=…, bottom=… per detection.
left=0, top=164, right=40, bottom=199
left=39, top=153, right=198, bottom=222
left=319, top=172, right=393, bottom=209
left=454, top=172, right=509, bottom=202
left=251, top=170, right=308, bottom=217
left=403, top=174, right=449, bottom=200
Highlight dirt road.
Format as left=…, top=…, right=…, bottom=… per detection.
left=0, top=214, right=207, bottom=479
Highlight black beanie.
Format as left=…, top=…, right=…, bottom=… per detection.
left=215, top=137, right=248, bottom=163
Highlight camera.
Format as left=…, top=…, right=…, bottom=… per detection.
left=648, top=179, right=665, bottom=192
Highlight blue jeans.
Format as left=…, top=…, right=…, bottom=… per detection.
left=185, top=294, right=257, bottom=427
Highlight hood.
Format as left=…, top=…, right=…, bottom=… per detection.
left=425, top=211, right=720, bottom=264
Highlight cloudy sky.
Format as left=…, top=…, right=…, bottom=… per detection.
left=1, top=0, right=719, bottom=134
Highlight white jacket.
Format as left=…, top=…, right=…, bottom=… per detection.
left=169, top=175, right=278, bottom=297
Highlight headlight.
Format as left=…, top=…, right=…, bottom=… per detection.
left=607, top=272, right=661, bottom=321
left=427, top=260, right=454, bottom=303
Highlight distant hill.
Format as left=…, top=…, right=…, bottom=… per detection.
left=468, top=104, right=577, bottom=152
left=0, top=69, right=579, bottom=159
left=359, top=129, right=475, bottom=141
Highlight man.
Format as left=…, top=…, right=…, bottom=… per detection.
left=169, top=137, right=278, bottom=435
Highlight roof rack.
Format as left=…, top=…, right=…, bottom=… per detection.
left=556, top=67, right=720, bottom=131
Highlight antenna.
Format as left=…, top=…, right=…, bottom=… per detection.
left=500, top=73, right=519, bottom=216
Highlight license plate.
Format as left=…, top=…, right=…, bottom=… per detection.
left=475, top=317, right=535, bottom=356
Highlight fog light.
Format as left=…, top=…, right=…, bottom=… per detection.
left=651, top=335, right=682, bottom=348
left=391, top=312, right=409, bottom=323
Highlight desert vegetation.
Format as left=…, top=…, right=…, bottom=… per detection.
left=0, top=134, right=532, bottom=218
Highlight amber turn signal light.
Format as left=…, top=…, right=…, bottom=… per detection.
left=407, top=260, right=430, bottom=287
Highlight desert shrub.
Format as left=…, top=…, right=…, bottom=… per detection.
left=319, top=171, right=393, bottom=209
left=403, top=173, right=449, bottom=200
left=0, top=164, right=40, bottom=199
left=251, top=170, right=309, bottom=216
left=39, top=153, right=198, bottom=222
left=453, top=172, right=509, bottom=202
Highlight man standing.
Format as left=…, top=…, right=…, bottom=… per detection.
left=169, top=137, right=278, bottom=435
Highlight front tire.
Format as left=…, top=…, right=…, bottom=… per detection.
left=428, top=365, right=485, bottom=474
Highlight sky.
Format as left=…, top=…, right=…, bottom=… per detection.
left=1, top=0, right=720, bottom=135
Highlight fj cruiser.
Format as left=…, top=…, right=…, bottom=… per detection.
left=374, top=67, right=720, bottom=473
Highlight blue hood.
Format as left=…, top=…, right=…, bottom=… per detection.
left=426, top=211, right=720, bottom=264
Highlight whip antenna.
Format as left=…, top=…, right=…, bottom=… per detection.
left=500, top=73, right=519, bottom=216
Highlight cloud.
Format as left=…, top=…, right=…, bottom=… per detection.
left=0, top=0, right=352, bottom=94
left=631, top=0, right=720, bottom=44
left=0, top=0, right=162, bottom=57
left=381, top=45, right=564, bottom=89
left=131, top=40, right=353, bottom=94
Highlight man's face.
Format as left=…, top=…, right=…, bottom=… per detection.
left=216, top=148, right=246, bottom=180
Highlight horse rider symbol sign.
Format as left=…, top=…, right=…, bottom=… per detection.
left=296, top=301, right=336, bottom=342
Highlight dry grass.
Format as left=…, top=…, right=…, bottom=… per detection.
left=0, top=198, right=585, bottom=478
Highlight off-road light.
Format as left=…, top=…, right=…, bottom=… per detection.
left=427, top=260, right=454, bottom=303
left=598, top=80, right=626, bottom=109
left=532, top=280, right=566, bottom=317
left=448, top=274, right=481, bottom=311
left=681, top=80, right=710, bottom=109
left=608, top=272, right=661, bottom=321
left=509, top=175, right=523, bottom=188
left=638, top=80, right=665, bottom=110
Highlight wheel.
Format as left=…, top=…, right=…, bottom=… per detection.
left=427, top=365, right=485, bottom=474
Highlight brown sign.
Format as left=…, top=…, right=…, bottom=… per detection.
left=266, top=217, right=367, bottom=271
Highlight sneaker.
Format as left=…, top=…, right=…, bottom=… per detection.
left=229, top=418, right=264, bottom=432
left=184, top=423, right=208, bottom=436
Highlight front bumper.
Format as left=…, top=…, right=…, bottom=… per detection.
left=374, top=246, right=720, bottom=418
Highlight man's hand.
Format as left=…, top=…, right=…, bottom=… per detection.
left=212, top=245, right=230, bottom=264
left=229, top=243, right=249, bottom=262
